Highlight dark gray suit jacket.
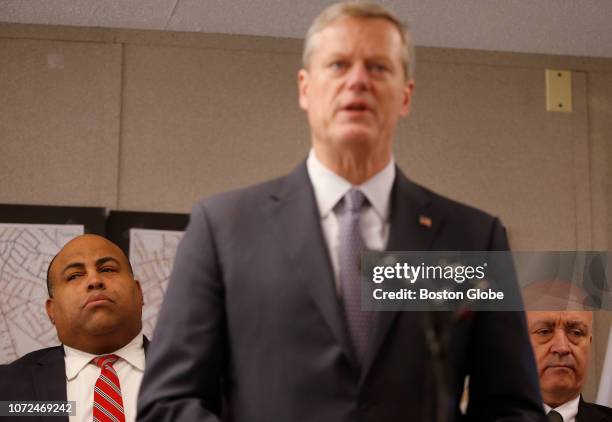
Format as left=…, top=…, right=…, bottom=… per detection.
left=0, top=346, right=67, bottom=422
left=137, top=163, right=545, bottom=422
left=0, top=337, right=148, bottom=422
left=578, top=397, right=612, bottom=422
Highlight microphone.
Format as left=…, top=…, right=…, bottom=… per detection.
left=423, top=275, right=490, bottom=422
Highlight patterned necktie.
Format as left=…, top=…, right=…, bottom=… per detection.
left=547, top=409, right=564, bottom=422
left=337, top=188, right=371, bottom=365
left=92, top=354, right=125, bottom=422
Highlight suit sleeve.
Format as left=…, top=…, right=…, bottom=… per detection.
left=137, top=203, right=226, bottom=422
left=465, top=218, right=547, bottom=421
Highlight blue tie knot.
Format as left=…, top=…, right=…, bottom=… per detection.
left=344, top=188, right=366, bottom=213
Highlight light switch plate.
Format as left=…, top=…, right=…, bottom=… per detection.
left=546, top=70, right=572, bottom=112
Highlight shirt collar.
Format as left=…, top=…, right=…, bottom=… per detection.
left=306, top=149, right=395, bottom=220
left=64, top=330, right=145, bottom=380
left=543, top=395, right=579, bottom=422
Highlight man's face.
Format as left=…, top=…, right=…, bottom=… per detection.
left=298, top=16, right=414, bottom=160
left=527, top=311, right=592, bottom=407
left=46, top=235, right=143, bottom=352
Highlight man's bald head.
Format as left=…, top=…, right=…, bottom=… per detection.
left=46, top=235, right=133, bottom=297
left=45, top=234, right=143, bottom=354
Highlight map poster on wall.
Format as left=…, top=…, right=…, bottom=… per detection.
left=105, top=210, right=188, bottom=257
left=106, top=211, right=188, bottom=339
left=0, top=204, right=106, bottom=364
left=129, top=228, right=184, bottom=339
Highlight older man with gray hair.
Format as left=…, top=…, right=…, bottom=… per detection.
left=137, top=2, right=545, bottom=421
left=527, top=310, right=612, bottom=422
left=522, top=278, right=612, bottom=422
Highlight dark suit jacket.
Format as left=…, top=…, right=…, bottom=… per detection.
left=137, top=163, right=545, bottom=422
left=0, top=337, right=148, bottom=422
left=578, top=397, right=612, bottom=422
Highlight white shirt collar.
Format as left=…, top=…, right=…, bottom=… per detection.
left=64, top=330, right=145, bottom=380
left=544, top=395, right=580, bottom=422
left=306, top=149, right=395, bottom=219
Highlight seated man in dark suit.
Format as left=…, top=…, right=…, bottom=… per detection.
left=0, top=234, right=146, bottom=422
left=138, top=2, right=544, bottom=421
left=527, top=310, right=612, bottom=422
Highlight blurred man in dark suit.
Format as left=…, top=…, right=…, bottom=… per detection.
left=0, top=234, right=146, bottom=422
left=138, top=2, right=544, bottom=421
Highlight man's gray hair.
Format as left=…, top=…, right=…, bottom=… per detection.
left=302, top=1, right=415, bottom=80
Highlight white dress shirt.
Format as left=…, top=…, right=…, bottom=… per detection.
left=64, top=331, right=145, bottom=422
left=543, top=395, right=579, bottom=422
left=306, top=149, right=395, bottom=293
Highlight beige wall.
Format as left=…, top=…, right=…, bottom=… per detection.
left=1, top=22, right=611, bottom=400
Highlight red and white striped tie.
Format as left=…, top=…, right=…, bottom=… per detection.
left=92, top=354, right=125, bottom=422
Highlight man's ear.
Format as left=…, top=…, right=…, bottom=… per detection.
left=46, top=298, right=55, bottom=325
left=298, top=69, right=310, bottom=111
left=135, top=280, right=144, bottom=306
left=399, top=79, right=415, bottom=117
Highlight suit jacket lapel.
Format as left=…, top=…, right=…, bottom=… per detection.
left=385, top=168, right=442, bottom=252
left=361, top=168, right=443, bottom=379
left=262, top=163, right=358, bottom=367
left=577, top=396, right=609, bottom=422
left=33, top=346, right=69, bottom=422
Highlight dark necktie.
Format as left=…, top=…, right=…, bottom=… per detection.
left=337, top=188, right=371, bottom=364
left=547, top=409, right=564, bottom=422
left=92, top=354, right=125, bottom=422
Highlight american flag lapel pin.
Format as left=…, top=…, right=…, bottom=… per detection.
left=419, top=215, right=432, bottom=228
